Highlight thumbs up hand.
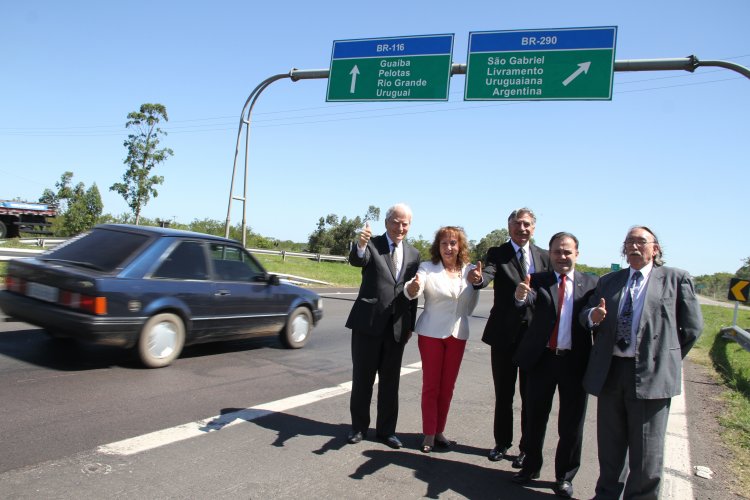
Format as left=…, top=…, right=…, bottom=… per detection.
left=468, top=261, right=483, bottom=285
left=406, top=273, right=421, bottom=297
left=358, top=221, right=372, bottom=248
left=591, top=298, right=607, bottom=324
left=515, top=274, right=531, bottom=301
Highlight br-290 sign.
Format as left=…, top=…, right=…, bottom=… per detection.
left=465, top=26, right=617, bottom=101
left=327, top=34, right=454, bottom=102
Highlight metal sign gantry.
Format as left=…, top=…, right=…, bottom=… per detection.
left=225, top=53, right=749, bottom=244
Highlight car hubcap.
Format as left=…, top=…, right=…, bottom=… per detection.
left=290, top=315, right=310, bottom=343
left=148, top=320, right=177, bottom=359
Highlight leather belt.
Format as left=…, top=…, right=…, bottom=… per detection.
left=547, top=348, right=570, bottom=356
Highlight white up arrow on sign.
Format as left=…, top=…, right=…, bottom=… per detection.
left=349, top=65, right=360, bottom=93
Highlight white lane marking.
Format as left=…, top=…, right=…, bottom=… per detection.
left=98, top=362, right=422, bottom=456
left=661, top=373, right=694, bottom=499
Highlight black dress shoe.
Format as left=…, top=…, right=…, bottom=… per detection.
left=435, top=438, right=454, bottom=449
left=488, top=446, right=508, bottom=462
left=512, top=451, right=526, bottom=468
left=347, top=430, right=364, bottom=444
left=553, top=480, right=574, bottom=498
left=377, top=434, right=402, bottom=449
left=511, top=469, right=540, bottom=484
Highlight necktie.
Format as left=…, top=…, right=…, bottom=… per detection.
left=391, top=243, right=400, bottom=276
left=615, top=271, right=643, bottom=351
left=519, top=248, right=529, bottom=276
left=549, top=274, right=567, bottom=350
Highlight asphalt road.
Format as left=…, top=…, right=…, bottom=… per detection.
left=0, top=289, right=732, bottom=499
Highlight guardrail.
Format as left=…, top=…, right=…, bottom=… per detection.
left=721, top=302, right=750, bottom=352
left=250, top=248, right=348, bottom=263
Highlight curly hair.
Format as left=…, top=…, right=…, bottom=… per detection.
left=429, top=226, right=471, bottom=266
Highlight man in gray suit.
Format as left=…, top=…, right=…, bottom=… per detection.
left=345, top=203, right=420, bottom=449
left=580, top=226, right=703, bottom=499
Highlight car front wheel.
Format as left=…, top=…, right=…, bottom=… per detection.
left=138, top=313, right=185, bottom=368
left=280, top=307, right=312, bottom=349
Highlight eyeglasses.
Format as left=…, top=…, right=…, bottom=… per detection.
left=623, top=238, right=655, bottom=247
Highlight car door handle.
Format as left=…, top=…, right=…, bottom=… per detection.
left=214, top=290, right=231, bottom=296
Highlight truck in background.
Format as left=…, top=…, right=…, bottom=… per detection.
left=0, top=200, right=57, bottom=238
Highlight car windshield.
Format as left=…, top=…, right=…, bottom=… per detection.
left=41, top=228, right=150, bottom=272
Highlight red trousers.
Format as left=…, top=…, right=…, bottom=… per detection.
left=418, top=334, right=467, bottom=435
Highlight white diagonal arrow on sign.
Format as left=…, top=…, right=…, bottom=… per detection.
left=562, top=61, right=591, bottom=86
left=349, top=65, right=360, bottom=93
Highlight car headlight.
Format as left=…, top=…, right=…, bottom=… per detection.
left=317, top=298, right=323, bottom=311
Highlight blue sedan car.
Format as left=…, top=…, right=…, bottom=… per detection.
left=0, top=224, right=323, bottom=367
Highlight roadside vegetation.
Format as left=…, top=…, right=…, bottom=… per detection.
left=690, top=304, right=750, bottom=497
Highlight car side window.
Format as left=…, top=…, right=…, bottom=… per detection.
left=152, top=241, right=209, bottom=280
left=210, top=244, right=264, bottom=282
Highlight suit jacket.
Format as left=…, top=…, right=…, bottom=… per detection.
left=345, top=233, right=420, bottom=343
left=581, top=265, right=704, bottom=399
left=479, top=241, right=551, bottom=348
left=514, top=270, right=598, bottom=375
left=409, top=261, right=480, bottom=340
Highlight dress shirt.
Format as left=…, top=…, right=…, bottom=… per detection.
left=356, top=234, right=403, bottom=279
left=614, top=262, right=653, bottom=357
left=511, top=241, right=536, bottom=274
left=551, top=271, right=574, bottom=350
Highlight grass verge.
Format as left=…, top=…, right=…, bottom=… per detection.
left=254, top=254, right=361, bottom=287
left=690, top=303, right=750, bottom=497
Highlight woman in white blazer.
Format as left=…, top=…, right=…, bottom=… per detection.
left=405, top=226, right=479, bottom=453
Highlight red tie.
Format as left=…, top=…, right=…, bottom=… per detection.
left=549, top=274, right=567, bottom=350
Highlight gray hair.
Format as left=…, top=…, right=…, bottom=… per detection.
left=622, top=225, right=664, bottom=267
left=385, top=203, right=413, bottom=223
left=507, top=207, right=537, bottom=225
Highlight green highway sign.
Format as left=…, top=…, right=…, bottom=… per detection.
left=465, top=27, right=617, bottom=101
left=327, top=34, right=454, bottom=102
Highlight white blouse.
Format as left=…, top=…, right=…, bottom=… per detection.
left=405, top=261, right=479, bottom=340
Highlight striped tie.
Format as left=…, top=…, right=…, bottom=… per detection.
left=519, top=248, right=529, bottom=276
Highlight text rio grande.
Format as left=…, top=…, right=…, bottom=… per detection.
left=376, top=59, right=427, bottom=98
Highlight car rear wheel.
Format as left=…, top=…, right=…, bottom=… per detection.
left=280, top=307, right=312, bottom=349
left=138, top=313, right=185, bottom=368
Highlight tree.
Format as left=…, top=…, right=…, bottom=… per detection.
left=472, top=228, right=510, bottom=262
left=39, top=171, right=74, bottom=212
left=307, top=207, right=380, bottom=255
left=737, top=257, right=750, bottom=279
left=110, top=103, right=173, bottom=225
left=62, top=183, right=103, bottom=235
left=407, top=235, right=432, bottom=261
left=39, top=172, right=102, bottom=236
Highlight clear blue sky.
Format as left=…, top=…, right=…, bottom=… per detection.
left=2, top=1, right=748, bottom=277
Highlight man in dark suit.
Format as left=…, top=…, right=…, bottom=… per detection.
left=468, top=207, right=550, bottom=466
left=580, top=226, right=703, bottom=499
left=345, top=203, right=420, bottom=449
left=511, top=232, right=598, bottom=498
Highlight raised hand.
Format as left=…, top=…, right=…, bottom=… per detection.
left=406, top=273, right=421, bottom=297
left=468, top=261, right=483, bottom=285
left=591, top=298, right=607, bottom=324
left=358, top=221, right=372, bottom=247
left=515, top=274, right=531, bottom=301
